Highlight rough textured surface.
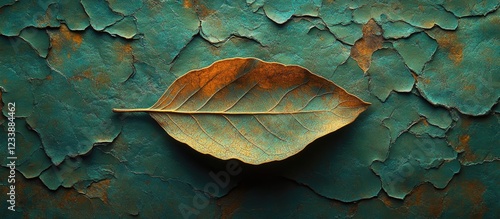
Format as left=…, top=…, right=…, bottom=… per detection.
left=1, top=0, right=498, bottom=217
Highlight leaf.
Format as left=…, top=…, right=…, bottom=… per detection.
left=113, top=58, right=370, bottom=164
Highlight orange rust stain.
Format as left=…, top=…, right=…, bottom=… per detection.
left=192, top=0, right=215, bottom=19
left=378, top=192, right=399, bottom=208
left=457, top=134, right=478, bottom=163
left=463, top=84, right=476, bottom=91
left=444, top=180, right=487, bottom=218
left=404, top=184, right=443, bottom=217
left=410, top=71, right=419, bottom=81
left=70, top=69, right=92, bottom=81
left=83, top=70, right=92, bottom=78
left=208, top=45, right=221, bottom=56
left=421, top=77, right=431, bottom=84
left=46, top=75, right=53, bottom=81
left=404, top=184, right=425, bottom=206
left=49, top=24, right=84, bottom=66
left=460, top=117, right=473, bottom=128
left=350, top=19, right=384, bottom=72
left=60, top=24, right=83, bottom=48
left=59, top=187, right=90, bottom=208
left=428, top=199, right=444, bottom=218
left=217, top=187, right=245, bottom=219
left=347, top=203, right=359, bottom=217
left=422, top=118, right=429, bottom=126
left=68, top=69, right=111, bottom=89
left=459, top=181, right=487, bottom=218
left=115, top=42, right=133, bottom=62
left=84, top=179, right=111, bottom=204
left=94, top=72, right=111, bottom=88
left=183, top=0, right=193, bottom=8
left=456, top=134, right=470, bottom=151
left=433, top=30, right=463, bottom=65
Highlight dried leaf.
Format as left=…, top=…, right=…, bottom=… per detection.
left=114, top=58, right=369, bottom=164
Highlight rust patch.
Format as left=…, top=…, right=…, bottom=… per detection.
left=59, top=187, right=91, bottom=208
left=115, top=42, right=133, bottom=62
left=49, top=24, right=84, bottom=67
left=457, top=134, right=478, bottom=163
left=421, top=77, right=431, bottom=84
left=350, top=19, right=384, bottom=72
left=94, top=72, right=111, bottom=88
left=404, top=184, right=443, bottom=218
left=191, top=0, right=216, bottom=19
left=444, top=180, right=487, bottom=218
left=457, top=134, right=470, bottom=151
left=83, top=70, right=92, bottom=78
left=346, top=203, right=359, bottom=217
left=183, top=0, right=193, bottom=8
left=216, top=186, right=246, bottom=219
left=70, top=69, right=92, bottom=81
left=411, top=71, right=419, bottom=82
left=460, top=116, right=473, bottom=128
left=68, top=69, right=110, bottom=88
left=378, top=191, right=399, bottom=208
left=60, top=24, right=83, bottom=48
left=463, top=84, right=476, bottom=91
left=83, top=179, right=111, bottom=204
left=35, top=3, right=55, bottom=26
left=421, top=117, right=429, bottom=126
left=432, top=30, right=463, bottom=65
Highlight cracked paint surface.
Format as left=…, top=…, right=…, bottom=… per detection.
left=0, top=0, right=498, bottom=217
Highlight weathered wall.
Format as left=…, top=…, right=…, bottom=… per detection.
left=0, top=0, right=498, bottom=218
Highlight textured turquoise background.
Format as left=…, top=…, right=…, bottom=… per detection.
left=0, top=0, right=499, bottom=218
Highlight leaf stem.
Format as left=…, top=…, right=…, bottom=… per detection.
left=112, top=108, right=152, bottom=113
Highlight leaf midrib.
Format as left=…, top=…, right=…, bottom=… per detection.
left=112, top=108, right=345, bottom=115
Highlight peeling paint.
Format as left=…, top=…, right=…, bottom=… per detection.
left=367, top=49, right=414, bottom=101
left=392, top=32, right=437, bottom=74
left=447, top=114, right=499, bottom=165
left=418, top=9, right=500, bottom=116
left=0, top=0, right=498, bottom=217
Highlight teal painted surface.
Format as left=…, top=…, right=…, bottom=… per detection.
left=0, top=0, right=498, bottom=218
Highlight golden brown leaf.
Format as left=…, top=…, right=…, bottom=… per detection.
left=114, top=58, right=370, bottom=164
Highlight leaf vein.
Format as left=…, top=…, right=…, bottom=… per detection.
left=190, top=114, right=229, bottom=152
left=195, top=71, right=250, bottom=111
left=267, top=79, right=310, bottom=112
left=222, top=115, right=270, bottom=155
left=172, top=73, right=221, bottom=110
left=155, top=84, right=186, bottom=109
left=291, top=113, right=317, bottom=132
left=223, top=82, right=259, bottom=112
left=253, top=115, right=287, bottom=142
